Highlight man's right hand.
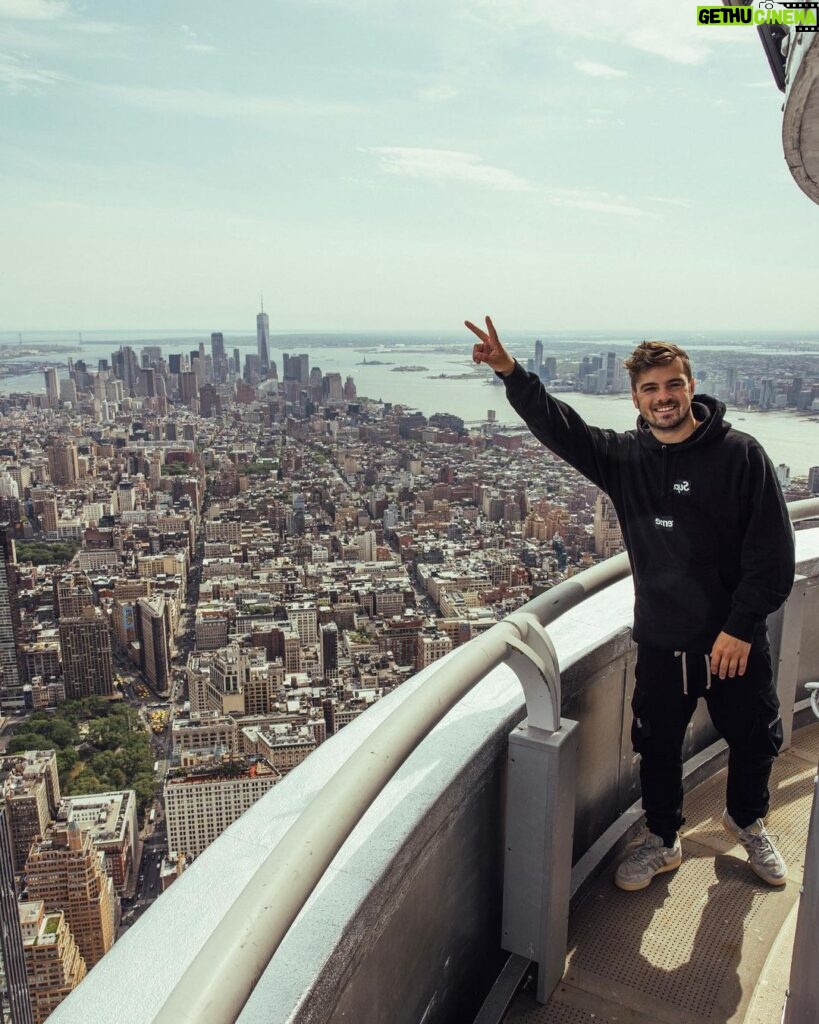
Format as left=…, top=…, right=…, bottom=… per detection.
left=465, top=315, right=515, bottom=376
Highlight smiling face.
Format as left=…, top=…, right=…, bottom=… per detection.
left=632, top=357, right=697, bottom=443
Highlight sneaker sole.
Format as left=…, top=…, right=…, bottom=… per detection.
left=614, top=855, right=682, bottom=892
left=722, top=818, right=787, bottom=887
left=748, top=863, right=787, bottom=887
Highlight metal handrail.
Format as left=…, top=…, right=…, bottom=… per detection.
left=154, top=499, right=819, bottom=1024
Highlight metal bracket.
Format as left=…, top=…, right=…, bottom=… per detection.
left=505, top=611, right=561, bottom=732
left=807, top=682, right=819, bottom=720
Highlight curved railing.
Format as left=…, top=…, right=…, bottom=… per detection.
left=153, top=497, right=819, bottom=1024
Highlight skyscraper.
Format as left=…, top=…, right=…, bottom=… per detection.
left=43, top=368, right=58, bottom=409
left=256, top=300, right=270, bottom=375
left=0, top=783, right=34, bottom=1024
left=137, top=596, right=171, bottom=694
left=0, top=528, right=23, bottom=709
left=19, top=902, right=86, bottom=1024
left=24, top=822, right=116, bottom=970
left=58, top=608, right=114, bottom=699
left=2, top=751, right=61, bottom=872
left=46, top=443, right=79, bottom=486
left=210, top=332, right=228, bottom=383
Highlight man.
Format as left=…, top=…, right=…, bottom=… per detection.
left=466, top=315, right=795, bottom=891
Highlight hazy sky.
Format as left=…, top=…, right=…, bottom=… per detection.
left=1, top=0, right=817, bottom=333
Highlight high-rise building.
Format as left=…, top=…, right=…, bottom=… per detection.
left=19, top=901, right=86, bottom=1024
left=594, top=492, right=623, bottom=559
left=210, top=332, right=228, bottom=383
left=56, top=792, right=138, bottom=896
left=53, top=574, right=94, bottom=620
left=0, top=528, right=24, bottom=708
left=534, top=338, right=543, bottom=376
left=206, top=645, right=271, bottom=716
left=256, top=302, right=270, bottom=375
left=111, top=346, right=139, bottom=396
left=178, top=371, right=198, bottom=405
left=2, top=751, right=61, bottom=872
left=43, top=368, right=59, bottom=409
left=321, top=622, right=339, bottom=681
left=36, top=497, right=58, bottom=535
left=24, top=821, right=116, bottom=970
left=0, top=785, right=35, bottom=1024
left=46, top=443, right=79, bottom=487
left=807, top=466, right=819, bottom=494
left=58, top=379, right=78, bottom=407
left=323, top=373, right=343, bottom=401
left=164, top=755, right=279, bottom=859
left=198, top=384, right=220, bottom=418
left=137, top=596, right=170, bottom=694
left=58, top=608, right=114, bottom=699
left=19, top=637, right=61, bottom=688
left=136, top=367, right=156, bottom=398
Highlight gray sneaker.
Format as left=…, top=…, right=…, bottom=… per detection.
left=722, top=810, right=787, bottom=886
left=614, top=832, right=682, bottom=891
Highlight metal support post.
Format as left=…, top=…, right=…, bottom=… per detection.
left=769, top=575, right=807, bottom=750
left=783, top=775, right=819, bottom=1024
left=502, top=716, right=579, bottom=1004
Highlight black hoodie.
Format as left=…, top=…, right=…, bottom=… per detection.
left=501, top=362, right=795, bottom=652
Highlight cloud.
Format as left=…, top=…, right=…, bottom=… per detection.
left=0, top=0, right=66, bottom=20
left=574, top=59, right=628, bottom=79
left=545, top=187, right=648, bottom=216
left=181, top=24, right=217, bottom=54
left=95, top=83, right=356, bottom=119
left=648, top=196, right=694, bottom=208
left=461, top=0, right=713, bottom=65
left=0, top=51, right=64, bottom=89
left=367, top=146, right=533, bottom=191
left=366, top=148, right=649, bottom=212
left=416, top=83, right=458, bottom=102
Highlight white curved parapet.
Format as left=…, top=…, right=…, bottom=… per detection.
left=46, top=514, right=819, bottom=1024
left=783, top=27, right=819, bottom=204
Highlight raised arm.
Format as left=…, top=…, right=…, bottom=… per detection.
left=465, top=314, right=621, bottom=493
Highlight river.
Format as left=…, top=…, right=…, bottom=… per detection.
left=1, top=332, right=817, bottom=476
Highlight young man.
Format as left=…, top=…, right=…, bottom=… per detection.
left=466, top=315, right=795, bottom=890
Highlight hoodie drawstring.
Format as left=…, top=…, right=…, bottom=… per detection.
left=674, top=651, right=712, bottom=696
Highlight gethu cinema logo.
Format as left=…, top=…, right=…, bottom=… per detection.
left=697, top=4, right=818, bottom=27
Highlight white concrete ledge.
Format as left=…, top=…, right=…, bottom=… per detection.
left=48, top=527, right=819, bottom=1024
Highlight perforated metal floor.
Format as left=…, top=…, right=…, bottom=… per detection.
left=505, top=722, right=819, bottom=1024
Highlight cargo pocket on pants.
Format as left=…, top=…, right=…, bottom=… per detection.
left=631, top=689, right=649, bottom=755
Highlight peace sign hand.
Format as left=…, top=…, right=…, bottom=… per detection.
left=465, top=315, right=515, bottom=376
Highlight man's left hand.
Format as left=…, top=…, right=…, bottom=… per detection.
left=710, top=631, right=751, bottom=679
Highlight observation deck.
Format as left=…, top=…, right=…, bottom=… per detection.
left=48, top=500, right=819, bottom=1024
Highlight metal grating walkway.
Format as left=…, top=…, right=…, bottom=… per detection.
left=505, top=721, right=819, bottom=1024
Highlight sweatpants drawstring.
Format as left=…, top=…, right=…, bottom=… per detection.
left=674, top=650, right=687, bottom=695
left=674, top=650, right=713, bottom=696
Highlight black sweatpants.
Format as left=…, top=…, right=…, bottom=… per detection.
left=631, top=642, right=783, bottom=846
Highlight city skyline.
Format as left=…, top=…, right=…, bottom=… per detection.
left=1, top=1, right=818, bottom=333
